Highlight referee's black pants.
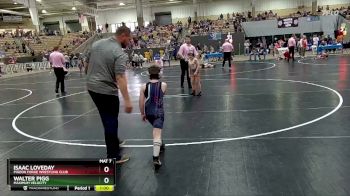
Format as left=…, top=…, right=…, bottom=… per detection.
left=53, top=67, right=65, bottom=93
left=222, top=52, right=232, bottom=67
left=288, top=46, right=295, bottom=61
left=180, top=59, right=192, bottom=88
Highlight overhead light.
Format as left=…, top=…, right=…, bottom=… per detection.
left=119, top=2, right=125, bottom=6
left=169, top=0, right=174, bottom=1
left=72, top=6, right=77, bottom=10
left=41, top=9, right=47, bottom=13
left=14, top=2, right=18, bottom=4
left=36, top=0, right=41, bottom=2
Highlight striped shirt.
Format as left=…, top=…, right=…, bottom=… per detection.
left=49, top=51, right=65, bottom=68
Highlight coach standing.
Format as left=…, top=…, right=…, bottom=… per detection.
left=85, top=26, right=133, bottom=164
left=49, top=46, right=66, bottom=94
left=288, top=35, right=296, bottom=62
left=222, top=39, right=233, bottom=68
left=177, top=35, right=198, bottom=89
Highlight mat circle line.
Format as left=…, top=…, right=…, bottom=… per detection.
left=0, top=88, right=33, bottom=106
left=11, top=78, right=343, bottom=148
left=140, top=62, right=276, bottom=77
left=0, top=77, right=83, bottom=86
left=298, top=58, right=350, bottom=66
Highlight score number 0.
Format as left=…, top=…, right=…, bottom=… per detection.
left=103, top=166, right=110, bottom=184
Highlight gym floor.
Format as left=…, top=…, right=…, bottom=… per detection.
left=0, top=55, right=349, bottom=196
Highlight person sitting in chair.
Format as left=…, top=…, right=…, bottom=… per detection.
left=249, top=47, right=258, bottom=61
left=249, top=45, right=266, bottom=61
left=257, top=47, right=266, bottom=60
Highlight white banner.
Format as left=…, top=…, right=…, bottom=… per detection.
left=3, top=16, right=23, bottom=22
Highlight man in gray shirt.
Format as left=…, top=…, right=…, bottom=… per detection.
left=85, top=26, right=132, bottom=164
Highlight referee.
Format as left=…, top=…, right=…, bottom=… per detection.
left=85, top=26, right=133, bottom=164
left=49, top=46, right=66, bottom=94
left=222, top=39, right=233, bottom=68
left=177, top=36, right=198, bottom=89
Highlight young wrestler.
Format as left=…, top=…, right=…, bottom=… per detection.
left=139, top=66, right=167, bottom=169
left=188, top=52, right=202, bottom=96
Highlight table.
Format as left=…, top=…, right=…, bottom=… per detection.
left=317, top=44, right=343, bottom=54
left=277, top=47, right=289, bottom=59
left=204, top=53, right=223, bottom=60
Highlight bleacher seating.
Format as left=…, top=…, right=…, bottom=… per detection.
left=59, top=33, right=89, bottom=53
left=128, top=24, right=182, bottom=49
left=27, top=36, right=62, bottom=54
left=0, top=37, right=29, bottom=58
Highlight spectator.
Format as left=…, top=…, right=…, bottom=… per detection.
left=188, top=16, right=192, bottom=27
left=244, top=40, right=250, bottom=56
left=196, top=43, right=201, bottom=51
left=313, top=34, right=320, bottom=46
left=300, top=35, right=307, bottom=58
left=64, top=54, right=70, bottom=69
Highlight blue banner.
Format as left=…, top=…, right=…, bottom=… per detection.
left=209, top=32, right=222, bottom=40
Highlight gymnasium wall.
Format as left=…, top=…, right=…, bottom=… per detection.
left=95, top=0, right=350, bottom=26
left=40, top=15, right=79, bottom=33
left=95, top=9, right=137, bottom=24
left=0, top=18, right=35, bottom=31
left=242, top=15, right=339, bottom=37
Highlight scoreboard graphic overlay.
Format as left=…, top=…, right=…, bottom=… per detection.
left=7, top=159, right=116, bottom=191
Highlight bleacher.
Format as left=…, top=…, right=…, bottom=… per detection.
left=59, top=33, right=87, bottom=53
left=28, top=36, right=62, bottom=54
left=0, top=37, right=29, bottom=58
left=189, top=19, right=238, bottom=36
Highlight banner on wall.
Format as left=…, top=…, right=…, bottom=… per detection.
left=307, top=16, right=320, bottom=22
left=3, top=16, right=22, bottom=22
left=208, top=32, right=222, bottom=40
left=277, top=17, right=298, bottom=28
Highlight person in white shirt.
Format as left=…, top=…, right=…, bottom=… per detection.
left=244, top=40, right=250, bottom=56
left=132, top=53, right=139, bottom=67
left=313, top=35, right=319, bottom=46
left=64, top=54, right=70, bottom=69
left=138, top=54, right=144, bottom=68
